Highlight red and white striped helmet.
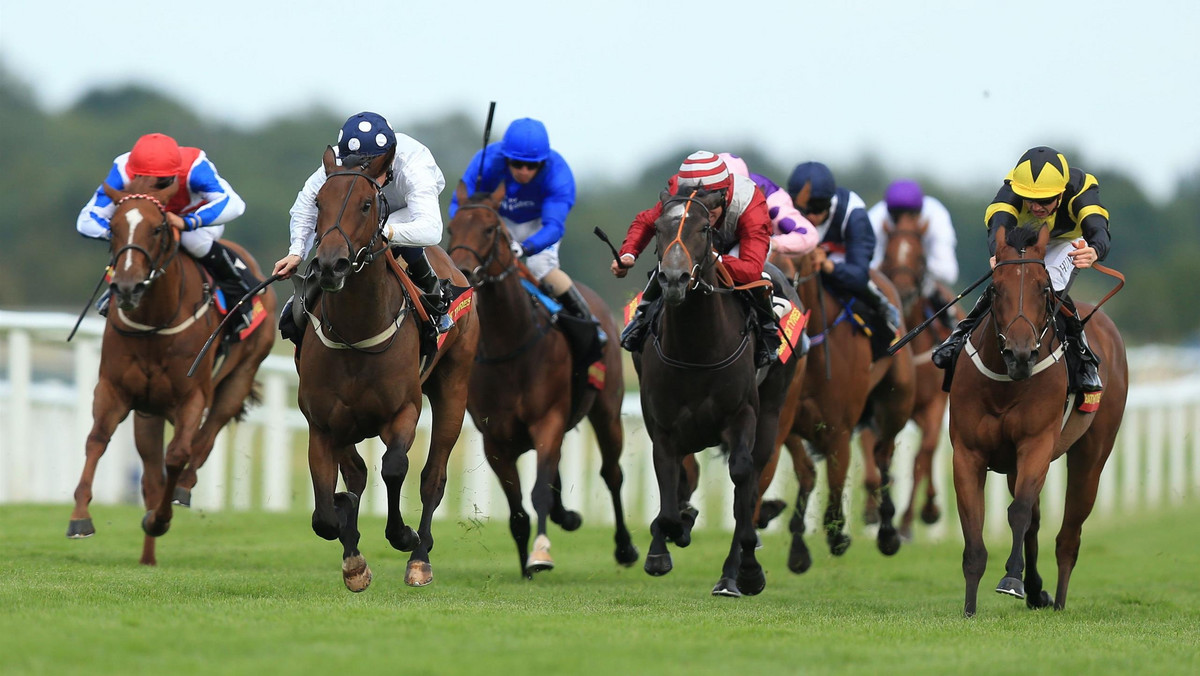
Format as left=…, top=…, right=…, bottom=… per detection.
left=676, top=151, right=733, bottom=194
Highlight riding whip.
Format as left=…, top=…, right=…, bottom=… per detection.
left=476, top=101, right=497, bottom=187
left=887, top=267, right=994, bottom=355
left=187, top=273, right=281, bottom=378
left=593, top=227, right=631, bottom=268
left=67, top=266, right=112, bottom=342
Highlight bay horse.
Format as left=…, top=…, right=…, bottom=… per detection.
left=67, top=176, right=275, bottom=566
left=298, top=145, right=479, bottom=592
left=758, top=247, right=915, bottom=572
left=636, top=189, right=803, bottom=597
left=447, top=184, right=638, bottom=578
left=876, top=212, right=962, bottom=539
left=950, top=224, right=1127, bottom=617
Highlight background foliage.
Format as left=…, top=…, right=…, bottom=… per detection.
left=3, top=62, right=1197, bottom=343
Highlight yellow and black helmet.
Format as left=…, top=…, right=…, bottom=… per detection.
left=1006, top=146, right=1070, bottom=199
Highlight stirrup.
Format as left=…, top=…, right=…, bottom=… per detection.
left=430, top=312, right=454, bottom=335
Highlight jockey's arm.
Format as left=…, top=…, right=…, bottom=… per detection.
left=617, top=202, right=662, bottom=263
left=285, top=167, right=325, bottom=259
left=180, top=156, right=245, bottom=230
left=76, top=162, right=125, bottom=240
left=719, top=196, right=772, bottom=285
left=519, top=196, right=570, bottom=256
left=827, top=208, right=876, bottom=288
left=383, top=143, right=446, bottom=248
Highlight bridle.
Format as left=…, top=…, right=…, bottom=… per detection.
left=658, top=193, right=719, bottom=294
left=109, top=193, right=181, bottom=288
left=446, top=203, right=519, bottom=285
left=312, top=169, right=391, bottom=273
left=991, top=253, right=1055, bottom=354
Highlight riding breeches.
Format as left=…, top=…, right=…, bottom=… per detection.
left=1044, top=236, right=1085, bottom=292
left=180, top=224, right=225, bottom=258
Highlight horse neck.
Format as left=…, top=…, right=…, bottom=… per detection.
left=473, top=274, right=546, bottom=356
left=658, top=287, right=744, bottom=360
left=795, top=276, right=842, bottom=332
left=320, top=259, right=404, bottom=329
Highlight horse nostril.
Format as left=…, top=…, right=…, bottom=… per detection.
left=332, top=258, right=351, bottom=277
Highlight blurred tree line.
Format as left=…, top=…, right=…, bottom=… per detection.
left=2, top=63, right=1197, bottom=344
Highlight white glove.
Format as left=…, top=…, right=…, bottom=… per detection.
left=510, top=240, right=525, bottom=258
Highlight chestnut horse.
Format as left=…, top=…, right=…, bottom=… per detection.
left=67, top=177, right=275, bottom=566
left=876, top=212, right=962, bottom=539
left=950, top=224, right=1127, bottom=617
left=298, top=146, right=479, bottom=591
left=758, top=247, right=915, bottom=572
left=635, top=189, right=803, bottom=597
left=447, top=184, right=638, bottom=578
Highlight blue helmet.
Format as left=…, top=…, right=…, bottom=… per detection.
left=501, top=118, right=550, bottom=162
left=787, top=162, right=836, bottom=200
left=336, top=112, right=396, bottom=159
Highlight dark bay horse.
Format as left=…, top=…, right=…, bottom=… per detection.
left=950, top=224, right=1127, bottom=617
left=876, top=212, right=962, bottom=539
left=758, top=247, right=915, bottom=572
left=68, top=177, right=275, bottom=565
left=447, top=184, right=638, bottom=578
left=298, top=146, right=479, bottom=592
left=636, top=189, right=802, bottom=597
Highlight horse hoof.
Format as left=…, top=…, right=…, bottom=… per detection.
left=66, top=518, right=95, bottom=538
left=711, top=578, right=742, bottom=598
left=754, top=532, right=764, bottom=550
left=172, top=487, right=192, bottom=508
left=877, top=528, right=902, bottom=556
left=614, top=542, right=640, bottom=567
left=863, top=506, right=881, bottom=526
left=828, top=533, right=852, bottom=556
left=644, top=552, right=673, bottom=576
left=1026, top=590, right=1054, bottom=609
left=788, top=546, right=812, bottom=574
left=554, top=510, right=583, bottom=532
left=737, top=566, right=766, bottom=596
left=898, top=523, right=914, bottom=543
left=141, top=512, right=169, bottom=538
left=405, top=560, right=433, bottom=587
left=387, top=525, right=420, bottom=553
left=920, top=503, right=941, bottom=525
left=995, top=576, right=1026, bottom=599
left=342, top=554, right=372, bottom=592
left=526, top=534, right=554, bottom=573
left=756, top=499, right=787, bottom=529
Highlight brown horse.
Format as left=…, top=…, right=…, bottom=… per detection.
left=447, top=184, right=638, bottom=578
left=950, top=224, right=1127, bottom=617
left=635, top=189, right=803, bottom=597
left=297, top=146, right=478, bottom=592
left=67, top=177, right=275, bottom=566
left=876, top=212, right=961, bottom=539
left=758, top=247, right=915, bottom=572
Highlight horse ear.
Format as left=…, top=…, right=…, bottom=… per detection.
left=322, top=145, right=338, bottom=174
left=994, top=225, right=1008, bottom=255
left=369, top=145, right=396, bottom=179
left=102, top=183, right=124, bottom=204
left=792, top=182, right=812, bottom=211
left=883, top=218, right=895, bottom=235
left=918, top=217, right=930, bottom=237
left=488, top=180, right=506, bottom=206
left=1036, top=223, right=1050, bottom=249
left=455, top=180, right=469, bottom=207
left=659, top=190, right=672, bottom=203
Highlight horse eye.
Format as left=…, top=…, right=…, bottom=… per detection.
left=361, top=200, right=372, bottom=213
left=485, top=226, right=496, bottom=236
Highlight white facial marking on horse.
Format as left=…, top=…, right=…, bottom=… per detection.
left=123, top=209, right=144, bottom=271
left=897, top=239, right=911, bottom=262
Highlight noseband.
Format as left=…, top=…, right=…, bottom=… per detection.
left=110, top=193, right=180, bottom=286
left=659, top=194, right=717, bottom=294
left=314, top=169, right=391, bottom=273
left=992, top=255, right=1055, bottom=353
left=446, top=203, right=519, bottom=285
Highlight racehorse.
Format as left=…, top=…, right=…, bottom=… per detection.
left=636, top=188, right=803, bottom=597
left=950, top=223, right=1127, bottom=617
left=447, top=184, right=638, bottom=578
left=876, top=212, right=961, bottom=539
left=67, top=176, right=275, bottom=566
left=758, top=247, right=915, bottom=572
left=297, top=146, right=479, bottom=591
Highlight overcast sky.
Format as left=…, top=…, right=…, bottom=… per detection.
left=3, top=0, right=1198, bottom=201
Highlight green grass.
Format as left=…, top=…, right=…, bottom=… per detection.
left=2, top=503, right=1198, bottom=675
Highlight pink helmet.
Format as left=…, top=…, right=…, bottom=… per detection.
left=717, top=152, right=750, bottom=178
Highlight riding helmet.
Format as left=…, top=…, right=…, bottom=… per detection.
left=127, top=133, right=182, bottom=177
left=500, top=118, right=551, bottom=163
left=1007, top=146, right=1070, bottom=199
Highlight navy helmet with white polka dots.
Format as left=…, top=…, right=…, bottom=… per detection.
left=335, top=112, right=396, bottom=162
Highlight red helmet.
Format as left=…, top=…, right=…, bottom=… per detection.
left=127, top=133, right=182, bottom=177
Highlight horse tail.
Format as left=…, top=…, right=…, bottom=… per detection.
left=233, top=380, right=264, bottom=423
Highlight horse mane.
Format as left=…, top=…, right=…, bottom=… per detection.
left=1005, top=224, right=1044, bottom=250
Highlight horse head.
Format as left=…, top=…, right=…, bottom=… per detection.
left=653, top=188, right=725, bottom=306
left=312, top=145, right=393, bottom=292
left=881, top=212, right=928, bottom=314
left=447, top=182, right=511, bottom=286
left=991, top=224, right=1054, bottom=380
left=101, top=177, right=179, bottom=310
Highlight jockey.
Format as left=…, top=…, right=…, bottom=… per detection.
left=787, top=161, right=901, bottom=359
left=717, top=153, right=820, bottom=256
left=274, top=111, right=453, bottom=343
left=612, top=151, right=780, bottom=368
left=448, top=117, right=606, bottom=349
left=76, top=133, right=257, bottom=333
left=867, top=179, right=960, bottom=324
left=932, top=146, right=1109, bottom=393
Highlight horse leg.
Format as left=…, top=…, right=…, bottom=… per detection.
left=902, top=403, right=944, bottom=540
left=732, top=404, right=781, bottom=597
left=713, top=408, right=759, bottom=598
left=786, top=434, right=817, bottom=573
left=409, top=372, right=469, bottom=587
left=677, top=458, right=699, bottom=545
left=380, top=403, right=422, bottom=555
left=142, top=391, right=206, bottom=538
left=644, top=439, right=683, bottom=578
left=133, top=414, right=165, bottom=565
left=484, top=440, right=532, bottom=579
left=587, top=403, right=639, bottom=566
left=1015, top=479, right=1052, bottom=610
left=858, top=425, right=882, bottom=525
left=548, top=470, right=582, bottom=531
left=1054, top=435, right=1113, bottom=611
left=526, top=416, right=568, bottom=574
left=953, top=446, right=989, bottom=617
left=823, top=428, right=854, bottom=556
left=308, top=430, right=370, bottom=592
left=177, top=364, right=262, bottom=506
left=997, top=445, right=1053, bottom=601
left=754, top=443, right=787, bottom=529
left=68, top=381, right=131, bottom=539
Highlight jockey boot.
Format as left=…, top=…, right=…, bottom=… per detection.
left=401, top=247, right=454, bottom=335
left=96, top=288, right=112, bottom=317
left=862, top=281, right=901, bottom=360
left=619, top=276, right=662, bottom=353
left=554, top=283, right=609, bottom=347
left=1058, top=294, right=1103, bottom=393
left=751, top=287, right=782, bottom=368
left=279, top=297, right=301, bottom=347
left=931, top=290, right=992, bottom=370
left=198, top=242, right=259, bottom=335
